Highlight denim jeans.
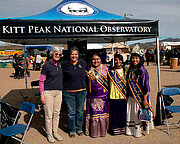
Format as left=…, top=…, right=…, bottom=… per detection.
left=19, top=69, right=24, bottom=77
left=63, top=90, right=87, bottom=133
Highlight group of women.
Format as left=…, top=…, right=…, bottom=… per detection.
left=39, top=46, right=154, bottom=143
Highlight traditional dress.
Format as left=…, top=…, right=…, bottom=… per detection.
left=107, top=67, right=127, bottom=135
left=85, top=64, right=109, bottom=138
left=126, top=66, right=154, bottom=137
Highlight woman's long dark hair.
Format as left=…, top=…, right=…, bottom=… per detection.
left=127, top=53, right=144, bottom=79
left=13, top=53, right=18, bottom=59
left=91, top=52, right=102, bottom=65
left=92, top=52, right=101, bottom=59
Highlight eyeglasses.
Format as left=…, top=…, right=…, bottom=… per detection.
left=54, top=53, right=62, bottom=57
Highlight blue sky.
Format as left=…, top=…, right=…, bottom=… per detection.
left=0, top=0, right=179, bottom=44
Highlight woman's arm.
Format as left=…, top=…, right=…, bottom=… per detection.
left=143, top=92, right=148, bottom=107
left=140, top=67, right=150, bottom=107
left=39, top=74, right=46, bottom=104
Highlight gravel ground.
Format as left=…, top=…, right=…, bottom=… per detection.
left=0, top=62, right=180, bottom=144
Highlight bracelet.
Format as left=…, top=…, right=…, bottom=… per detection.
left=40, top=92, right=44, bottom=94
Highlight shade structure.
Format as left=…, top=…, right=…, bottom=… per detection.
left=87, top=43, right=103, bottom=49
left=103, top=42, right=130, bottom=56
left=0, top=0, right=158, bottom=45
left=0, top=0, right=161, bottom=93
left=103, top=42, right=130, bottom=49
left=26, top=45, right=53, bottom=51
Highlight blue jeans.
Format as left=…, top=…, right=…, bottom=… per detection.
left=19, top=69, right=24, bottom=77
left=63, top=90, right=87, bottom=133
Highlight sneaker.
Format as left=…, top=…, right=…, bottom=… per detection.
left=134, top=134, right=142, bottom=138
left=77, top=130, right=83, bottom=136
left=69, top=132, right=75, bottom=138
left=53, top=132, right=63, bottom=141
left=47, top=134, right=55, bottom=143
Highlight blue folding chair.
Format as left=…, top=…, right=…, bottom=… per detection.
left=0, top=102, right=35, bottom=144
left=161, top=87, right=180, bottom=134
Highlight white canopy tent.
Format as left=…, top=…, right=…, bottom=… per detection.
left=87, top=43, right=103, bottom=49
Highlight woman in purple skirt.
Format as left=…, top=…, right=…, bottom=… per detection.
left=85, top=53, right=109, bottom=138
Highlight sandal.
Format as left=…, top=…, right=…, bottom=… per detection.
left=69, top=133, right=75, bottom=138
left=77, top=131, right=83, bottom=136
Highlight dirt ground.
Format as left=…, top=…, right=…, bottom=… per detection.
left=0, top=62, right=180, bottom=144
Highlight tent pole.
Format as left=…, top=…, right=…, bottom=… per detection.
left=0, top=92, right=1, bottom=135
left=156, top=36, right=161, bottom=92
left=156, top=36, right=163, bottom=124
left=23, top=45, right=28, bottom=90
left=111, top=40, right=114, bottom=66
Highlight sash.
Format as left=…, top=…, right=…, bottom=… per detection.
left=85, top=68, right=109, bottom=92
left=107, top=69, right=127, bottom=101
left=128, top=70, right=154, bottom=115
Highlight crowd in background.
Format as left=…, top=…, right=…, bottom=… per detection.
left=12, top=53, right=30, bottom=79
left=13, top=46, right=180, bottom=80
left=12, top=53, right=43, bottom=79
left=153, top=48, right=180, bottom=66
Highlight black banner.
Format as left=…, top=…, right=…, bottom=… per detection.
left=0, top=20, right=158, bottom=39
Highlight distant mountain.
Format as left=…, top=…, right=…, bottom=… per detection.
left=129, top=38, right=180, bottom=49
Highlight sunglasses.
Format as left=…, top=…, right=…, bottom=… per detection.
left=54, top=53, right=62, bottom=56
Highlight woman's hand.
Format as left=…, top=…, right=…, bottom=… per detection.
left=41, top=94, right=45, bottom=105
left=143, top=98, right=148, bottom=108
left=143, top=93, right=148, bottom=108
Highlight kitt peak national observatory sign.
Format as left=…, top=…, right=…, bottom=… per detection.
left=0, top=20, right=158, bottom=39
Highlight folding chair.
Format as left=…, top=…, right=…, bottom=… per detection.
left=31, top=80, right=41, bottom=110
left=0, top=102, right=35, bottom=144
left=161, top=87, right=180, bottom=134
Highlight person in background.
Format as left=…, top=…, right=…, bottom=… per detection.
left=125, top=54, right=131, bottom=66
left=106, top=53, right=111, bottom=67
left=149, top=50, right=154, bottom=61
left=62, top=46, right=87, bottom=138
left=21, top=56, right=30, bottom=77
left=85, top=53, right=109, bottom=138
left=12, top=53, right=20, bottom=79
left=18, top=57, right=24, bottom=79
left=46, top=50, right=51, bottom=62
left=174, top=49, right=180, bottom=66
left=165, top=49, right=171, bottom=65
left=39, top=47, right=63, bottom=143
left=126, top=53, right=154, bottom=138
left=30, top=55, right=36, bottom=70
left=26, top=56, right=31, bottom=76
left=35, top=53, right=42, bottom=70
left=107, top=54, right=127, bottom=135
left=145, top=49, right=151, bottom=66
left=160, top=48, right=165, bottom=65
